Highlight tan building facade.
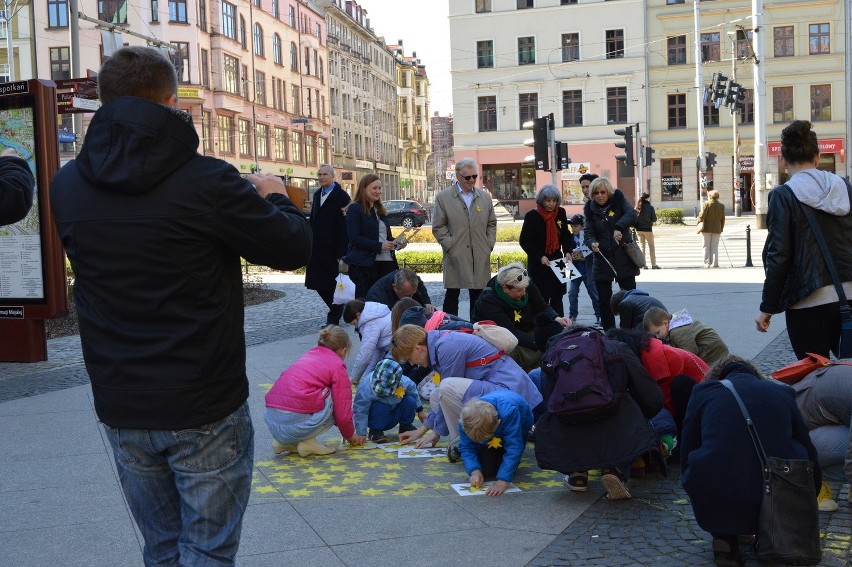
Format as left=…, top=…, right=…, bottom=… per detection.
left=389, top=41, right=430, bottom=202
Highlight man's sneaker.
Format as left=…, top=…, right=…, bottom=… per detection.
left=368, top=429, right=388, bottom=444
left=398, top=423, right=418, bottom=435
left=562, top=472, right=589, bottom=492
left=818, top=481, right=838, bottom=512
left=601, top=468, right=631, bottom=500
left=447, top=442, right=461, bottom=463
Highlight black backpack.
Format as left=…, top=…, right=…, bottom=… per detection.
left=540, top=326, right=625, bottom=423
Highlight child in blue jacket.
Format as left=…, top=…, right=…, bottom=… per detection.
left=353, top=359, right=425, bottom=443
left=458, top=390, right=533, bottom=496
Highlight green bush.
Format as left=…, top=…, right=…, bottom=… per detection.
left=656, top=208, right=685, bottom=224
left=397, top=250, right=528, bottom=274
left=392, top=224, right=522, bottom=244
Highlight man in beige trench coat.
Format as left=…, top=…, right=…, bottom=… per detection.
left=432, top=157, right=497, bottom=321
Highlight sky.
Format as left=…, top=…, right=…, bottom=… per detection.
left=358, top=0, right=453, bottom=116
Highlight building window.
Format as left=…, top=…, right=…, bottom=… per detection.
left=475, top=0, right=491, bottom=13
left=735, top=29, right=753, bottom=59
left=255, top=70, right=266, bottom=105
left=606, top=87, right=627, bottom=124
left=701, top=32, right=720, bottom=62
left=661, top=158, right=683, bottom=201
left=739, top=88, right=754, bottom=124
left=253, top=23, right=264, bottom=57
left=239, top=15, right=247, bottom=49
left=703, top=101, right=719, bottom=127
left=561, top=33, right=579, bottom=62
left=217, top=115, right=234, bottom=154
left=198, top=0, right=206, bottom=29
left=290, top=42, right=298, bottom=71
left=773, top=26, right=794, bottom=57
left=223, top=54, right=239, bottom=94
left=666, top=0, right=685, bottom=3
left=305, top=135, right=316, bottom=164
left=518, top=36, right=535, bottom=65
left=168, top=0, right=186, bottom=22
left=48, top=0, right=69, bottom=27
left=288, top=5, right=295, bottom=26
left=291, top=84, right=300, bottom=115
left=808, top=23, right=829, bottom=54
left=478, top=95, right=497, bottom=132
left=274, top=128, right=287, bottom=160
left=98, top=0, right=127, bottom=24
left=291, top=130, right=302, bottom=162
left=561, top=0, right=577, bottom=4
left=518, top=93, right=538, bottom=127
left=667, top=35, right=686, bottom=65
left=170, top=42, right=190, bottom=83
left=318, top=136, right=327, bottom=164
left=200, top=49, right=209, bottom=87
left=303, top=46, right=310, bottom=74
left=605, top=29, right=624, bottom=59
left=271, top=0, right=279, bottom=19
left=272, top=34, right=282, bottom=65
left=562, top=89, right=582, bottom=127
left=238, top=119, right=251, bottom=156
left=668, top=93, right=686, bottom=129
left=477, top=40, right=493, bottom=68
left=810, top=84, right=831, bottom=121
left=256, top=124, right=269, bottom=158
left=517, top=0, right=533, bottom=8
left=772, top=86, right=793, bottom=123
left=241, top=64, right=249, bottom=97
left=49, top=47, right=71, bottom=80
left=221, top=2, right=235, bottom=39
left=201, top=111, right=212, bottom=153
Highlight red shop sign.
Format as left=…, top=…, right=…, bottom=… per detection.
left=767, top=138, right=844, bottom=156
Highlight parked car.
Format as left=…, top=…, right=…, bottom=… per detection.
left=385, top=200, right=428, bottom=228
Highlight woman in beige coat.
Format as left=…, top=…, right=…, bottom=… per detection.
left=697, top=190, right=725, bottom=268
left=432, top=157, right=497, bottom=321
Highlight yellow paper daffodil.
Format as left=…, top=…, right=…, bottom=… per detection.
left=393, top=385, right=405, bottom=398
left=513, top=310, right=522, bottom=322
left=432, top=372, right=442, bottom=385
left=487, top=437, right=503, bottom=449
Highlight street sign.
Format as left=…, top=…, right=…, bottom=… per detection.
left=72, top=96, right=101, bottom=111
left=54, top=78, right=98, bottom=96
left=58, top=131, right=76, bottom=143
left=292, top=118, right=309, bottom=124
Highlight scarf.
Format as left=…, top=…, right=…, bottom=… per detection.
left=537, top=205, right=560, bottom=255
left=495, top=281, right=529, bottom=309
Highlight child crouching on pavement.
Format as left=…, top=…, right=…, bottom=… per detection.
left=458, top=390, right=533, bottom=497
left=353, top=358, right=427, bottom=443
left=643, top=307, right=729, bottom=366
left=343, top=299, right=392, bottom=384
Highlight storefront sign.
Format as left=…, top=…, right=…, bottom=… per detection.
left=767, top=138, right=844, bottom=156
left=738, top=155, right=754, bottom=172
left=662, top=176, right=683, bottom=198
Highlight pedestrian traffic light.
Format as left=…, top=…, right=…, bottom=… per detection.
left=711, top=73, right=728, bottom=109
left=734, top=84, right=746, bottom=114
left=705, top=152, right=717, bottom=169
left=523, top=117, right=549, bottom=171
left=555, top=142, right=571, bottom=170
left=644, top=146, right=655, bottom=167
left=614, top=125, right=634, bottom=168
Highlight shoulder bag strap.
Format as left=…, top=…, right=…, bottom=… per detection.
left=720, top=379, right=770, bottom=479
left=795, top=190, right=851, bottom=323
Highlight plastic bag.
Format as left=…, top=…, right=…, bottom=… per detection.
left=332, top=274, right=356, bottom=305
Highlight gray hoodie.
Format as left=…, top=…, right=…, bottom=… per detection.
left=784, top=168, right=850, bottom=216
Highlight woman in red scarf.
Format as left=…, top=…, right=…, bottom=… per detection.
left=519, top=184, right=574, bottom=315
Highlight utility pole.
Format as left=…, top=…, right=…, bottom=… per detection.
left=635, top=123, right=643, bottom=202
left=547, top=112, right=557, bottom=187
left=730, top=33, right=741, bottom=217
left=752, top=0, right=767, bottom=228
left=693, top=0, right=707, bottom=207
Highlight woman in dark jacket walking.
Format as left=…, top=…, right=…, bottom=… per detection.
left=583, top=177, right=639, bottom=330
left=634, top=193, right=659, bottom=269
left=519, top=184, right=574, bottom=315
left=680, top=355, right=820, bottom=566
left=342, top=174, right=403, bottom=298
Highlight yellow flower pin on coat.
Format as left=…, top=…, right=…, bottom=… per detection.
left=514, top=310, right=522, bottom=322
left=394, top=385, right=405, bottom=398
left=608, top=210, right=615, bottom=217
left=475, top=205, right=482, bottom=212
left=432, top=372, right=442, bottom=385
left=487, top=437, right=503, bottom=449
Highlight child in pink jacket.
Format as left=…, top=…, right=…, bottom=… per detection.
left=264, top=325, right=365, bottom=456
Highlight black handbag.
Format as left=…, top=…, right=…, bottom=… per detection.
left=623, top=230, right=646, bottom=268
left=795, top=186, right=852, bottom=358
left=720, top=379, right=821, bottom=566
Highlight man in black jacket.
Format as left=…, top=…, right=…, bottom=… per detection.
left=0, top=148, right=35, bottom=226
left=365, top=268, right=433, bottom=310
left=50, top=47, right=312, bottom=566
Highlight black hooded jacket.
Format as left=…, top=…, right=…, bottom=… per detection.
left=50, top=97, right=312, bottom=429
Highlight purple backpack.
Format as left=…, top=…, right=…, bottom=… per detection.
left=541, top=327, right=624, bottom=423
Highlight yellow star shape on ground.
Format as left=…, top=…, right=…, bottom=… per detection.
left=288, top=488, right=313, bottom=497
left=253, top=485, right=279, bottom=494
left=328, top=465, right=347, bottom=472
left=487, top=437, right=503, bottom=449
left=361, top=488, right=385, bottom=496
left=357, top=461, right=381, bottom=469
left=514, top=482, right=534, bottom=490
left=324, top=485, right=349, bottom=494
left=268, top=474, right=296, bottom=484
left=376, top=479, right=398, bottom=486
left=383, top=463, right=404, bottom=471
left=306, top=479, right=331, bottom=487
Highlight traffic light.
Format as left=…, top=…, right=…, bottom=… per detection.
left=555, top=142, right=571, bottom=170
left=614, top=125, right=634, bottom=168
left=523, top=117, right=549, bottom=170
left=705, top=152, right=717, bottom=169
left=644, top=146, right=655, bottom=167
left=724, top=81, right=738, bottom=107
left=711, top=73, right=728, bottom=108
left=734, top=84, right=746, bottom=113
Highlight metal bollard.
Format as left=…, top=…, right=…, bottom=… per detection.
left=745, top=225, right=754, bottom=267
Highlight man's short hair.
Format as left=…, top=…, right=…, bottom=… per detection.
left=610, top=289, right=628, bottom=315
left=393, top=268, right=420, bottom=292
left=642, top=306, right=671, bottom=331
left=455, top=157, right=478, bottom=174
left=98, top=46, right=178, bottom=105
left=318, top=164, right=335, bottom=177
left=461, top=399, right=499, bottom=443
left=578, top=173, right=599, bottom=184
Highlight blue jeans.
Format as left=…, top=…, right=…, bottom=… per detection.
left=568, top=260, right=601, bottom=320
left=264, top=396, right=335, bottom=446
left=527, top=368, right=547, bottom=421
left=102, top=402, right=254, bottom=567
left=809, top=425, right=849, bottom=482
left=369, top=393, right=417, bottom=431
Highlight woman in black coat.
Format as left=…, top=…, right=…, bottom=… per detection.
left=519, top=184, right=574, bottom=315
left=583, top=177, right=639, bottom=330
left=680, top=355, right=820, bottom=566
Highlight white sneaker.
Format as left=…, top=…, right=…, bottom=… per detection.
left=817, top=481, right=838, bottom=512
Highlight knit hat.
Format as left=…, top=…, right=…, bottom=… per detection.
left=370, top=359, right=403, bottom=397
left=569, top=214, right=585, bottom=225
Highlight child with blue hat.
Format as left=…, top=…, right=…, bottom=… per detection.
left=353, top=358, right=426, bottom=443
